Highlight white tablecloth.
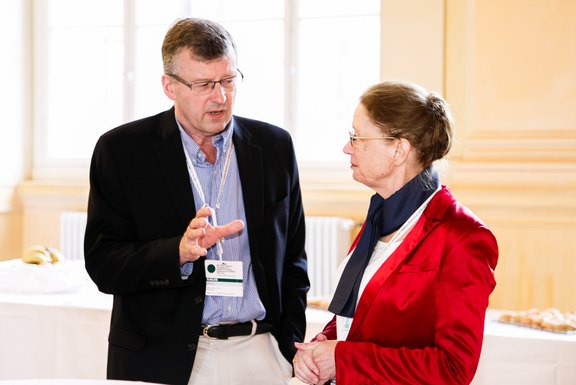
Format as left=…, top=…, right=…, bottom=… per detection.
left=1, top=262, right=575, bottom=384
left=472, top=314, right=576, bottom=385
left=0, top=261, right=112, bottom=380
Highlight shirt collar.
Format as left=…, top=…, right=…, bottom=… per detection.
left=176, top=118, right=234, bottom=165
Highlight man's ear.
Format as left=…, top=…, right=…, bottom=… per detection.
left=162, top=74, right=176, bottom=101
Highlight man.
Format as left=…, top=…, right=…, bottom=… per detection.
left=84, top=18, right=309, bottom=385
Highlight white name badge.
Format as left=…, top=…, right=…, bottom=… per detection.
left=204, top=260, right=244, bottom=297
left=336, top=315, right=353, bottom=341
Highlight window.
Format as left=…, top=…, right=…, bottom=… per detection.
left=33, top=0, right=380, bottom=179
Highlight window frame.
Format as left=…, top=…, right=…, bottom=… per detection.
left=31, top=0, right=380, bottom=183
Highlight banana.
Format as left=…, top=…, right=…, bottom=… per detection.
left=22, top=247, right=50, bottom=264
left=21, top=245, right=65, bottom=264
left=46, top=247, right=64, bottom=263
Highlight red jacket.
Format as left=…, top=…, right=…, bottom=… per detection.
left=320, top=186, right=498, bottom=385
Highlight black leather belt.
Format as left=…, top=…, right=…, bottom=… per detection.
left=199, top=321, right=274, bottom=340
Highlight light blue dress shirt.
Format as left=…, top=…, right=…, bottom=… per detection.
left=178, top=119, right=266, bottom=325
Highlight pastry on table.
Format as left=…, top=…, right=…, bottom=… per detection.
left=498, top=308, right=576, bottom=333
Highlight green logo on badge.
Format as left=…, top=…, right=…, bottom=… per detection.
left=207, top=264, right=216, bottom=273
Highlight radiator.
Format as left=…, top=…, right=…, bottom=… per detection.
left=59, top=212, right=355, bottom=299
left=59, top=211, right=88, bottom=261
left=305, top=216, right=355, bottom=299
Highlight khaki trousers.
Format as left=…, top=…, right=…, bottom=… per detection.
left=188, top=332, right=293, bottom=385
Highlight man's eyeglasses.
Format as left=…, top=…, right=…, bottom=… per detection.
left=348, top=131, right=396, bottom=147
left=166, top=69, right=244, bottom=95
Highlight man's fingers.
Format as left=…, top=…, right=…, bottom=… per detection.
left=195, top=206, right=212, bottom=218
left=217, top=220, right=245, bottom=238
left=189, top=216, right=209, bottom=231
left=189, top=244, right=207, bottom=257
left=191, top=220, right=244, bottom=250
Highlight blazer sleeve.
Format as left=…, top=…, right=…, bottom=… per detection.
left=84, top=131, right=196, bottom=295
left=318, top=316, right=337, bottom=341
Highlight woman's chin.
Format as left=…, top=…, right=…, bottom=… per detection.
left=351, top=173, right=364, bottom=184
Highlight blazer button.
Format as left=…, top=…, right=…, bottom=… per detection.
left=187, top=343, right=197, bottom=351
left=195, top=296, right=203, bottom=305
left=163, top=279, right=170, bottom=285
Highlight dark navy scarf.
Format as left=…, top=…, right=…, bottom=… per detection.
left=328, top=167, right=440, bottom=318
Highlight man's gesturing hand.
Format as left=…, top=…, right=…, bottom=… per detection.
left=179, top=206, right=244, bottom=264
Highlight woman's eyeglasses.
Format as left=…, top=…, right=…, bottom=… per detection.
left=348, top=131, right=396, bottom=147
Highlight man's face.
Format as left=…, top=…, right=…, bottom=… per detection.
left=162, top=50, right=238, bottom=143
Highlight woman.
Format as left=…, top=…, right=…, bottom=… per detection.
left=293, top=81, right=498, bottom=385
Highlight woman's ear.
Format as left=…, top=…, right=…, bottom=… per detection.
left=393, top=138, right=412, bottom=165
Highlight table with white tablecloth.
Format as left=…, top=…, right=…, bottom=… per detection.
left=1, top=261, right=575, bottom=384
left=0, top=261, right=112, bottom=380
left=471, top=313, right=576, bottom=384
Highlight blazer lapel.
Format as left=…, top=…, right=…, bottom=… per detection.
left=348, top=187, right=453, bottom=338
left=153, top=109, right=196, bottom=227
left=232, top=118, right=269, bottom=304
left=232, top=118, right=265, bottom=255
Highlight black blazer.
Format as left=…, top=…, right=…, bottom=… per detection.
left=85, top=108, right=309, bottom=385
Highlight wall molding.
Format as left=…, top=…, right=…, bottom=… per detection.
left=301, top=161, right=576, bottom=221
left=17, top=180, right=89, bottom=211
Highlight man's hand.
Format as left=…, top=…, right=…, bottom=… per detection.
left=179, top=206, right=244, bottom=264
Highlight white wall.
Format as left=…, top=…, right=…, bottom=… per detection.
left=0, top=1, right=30, bottom=212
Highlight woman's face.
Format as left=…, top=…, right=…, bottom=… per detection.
left=343, top=104, right=399, bottom=191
